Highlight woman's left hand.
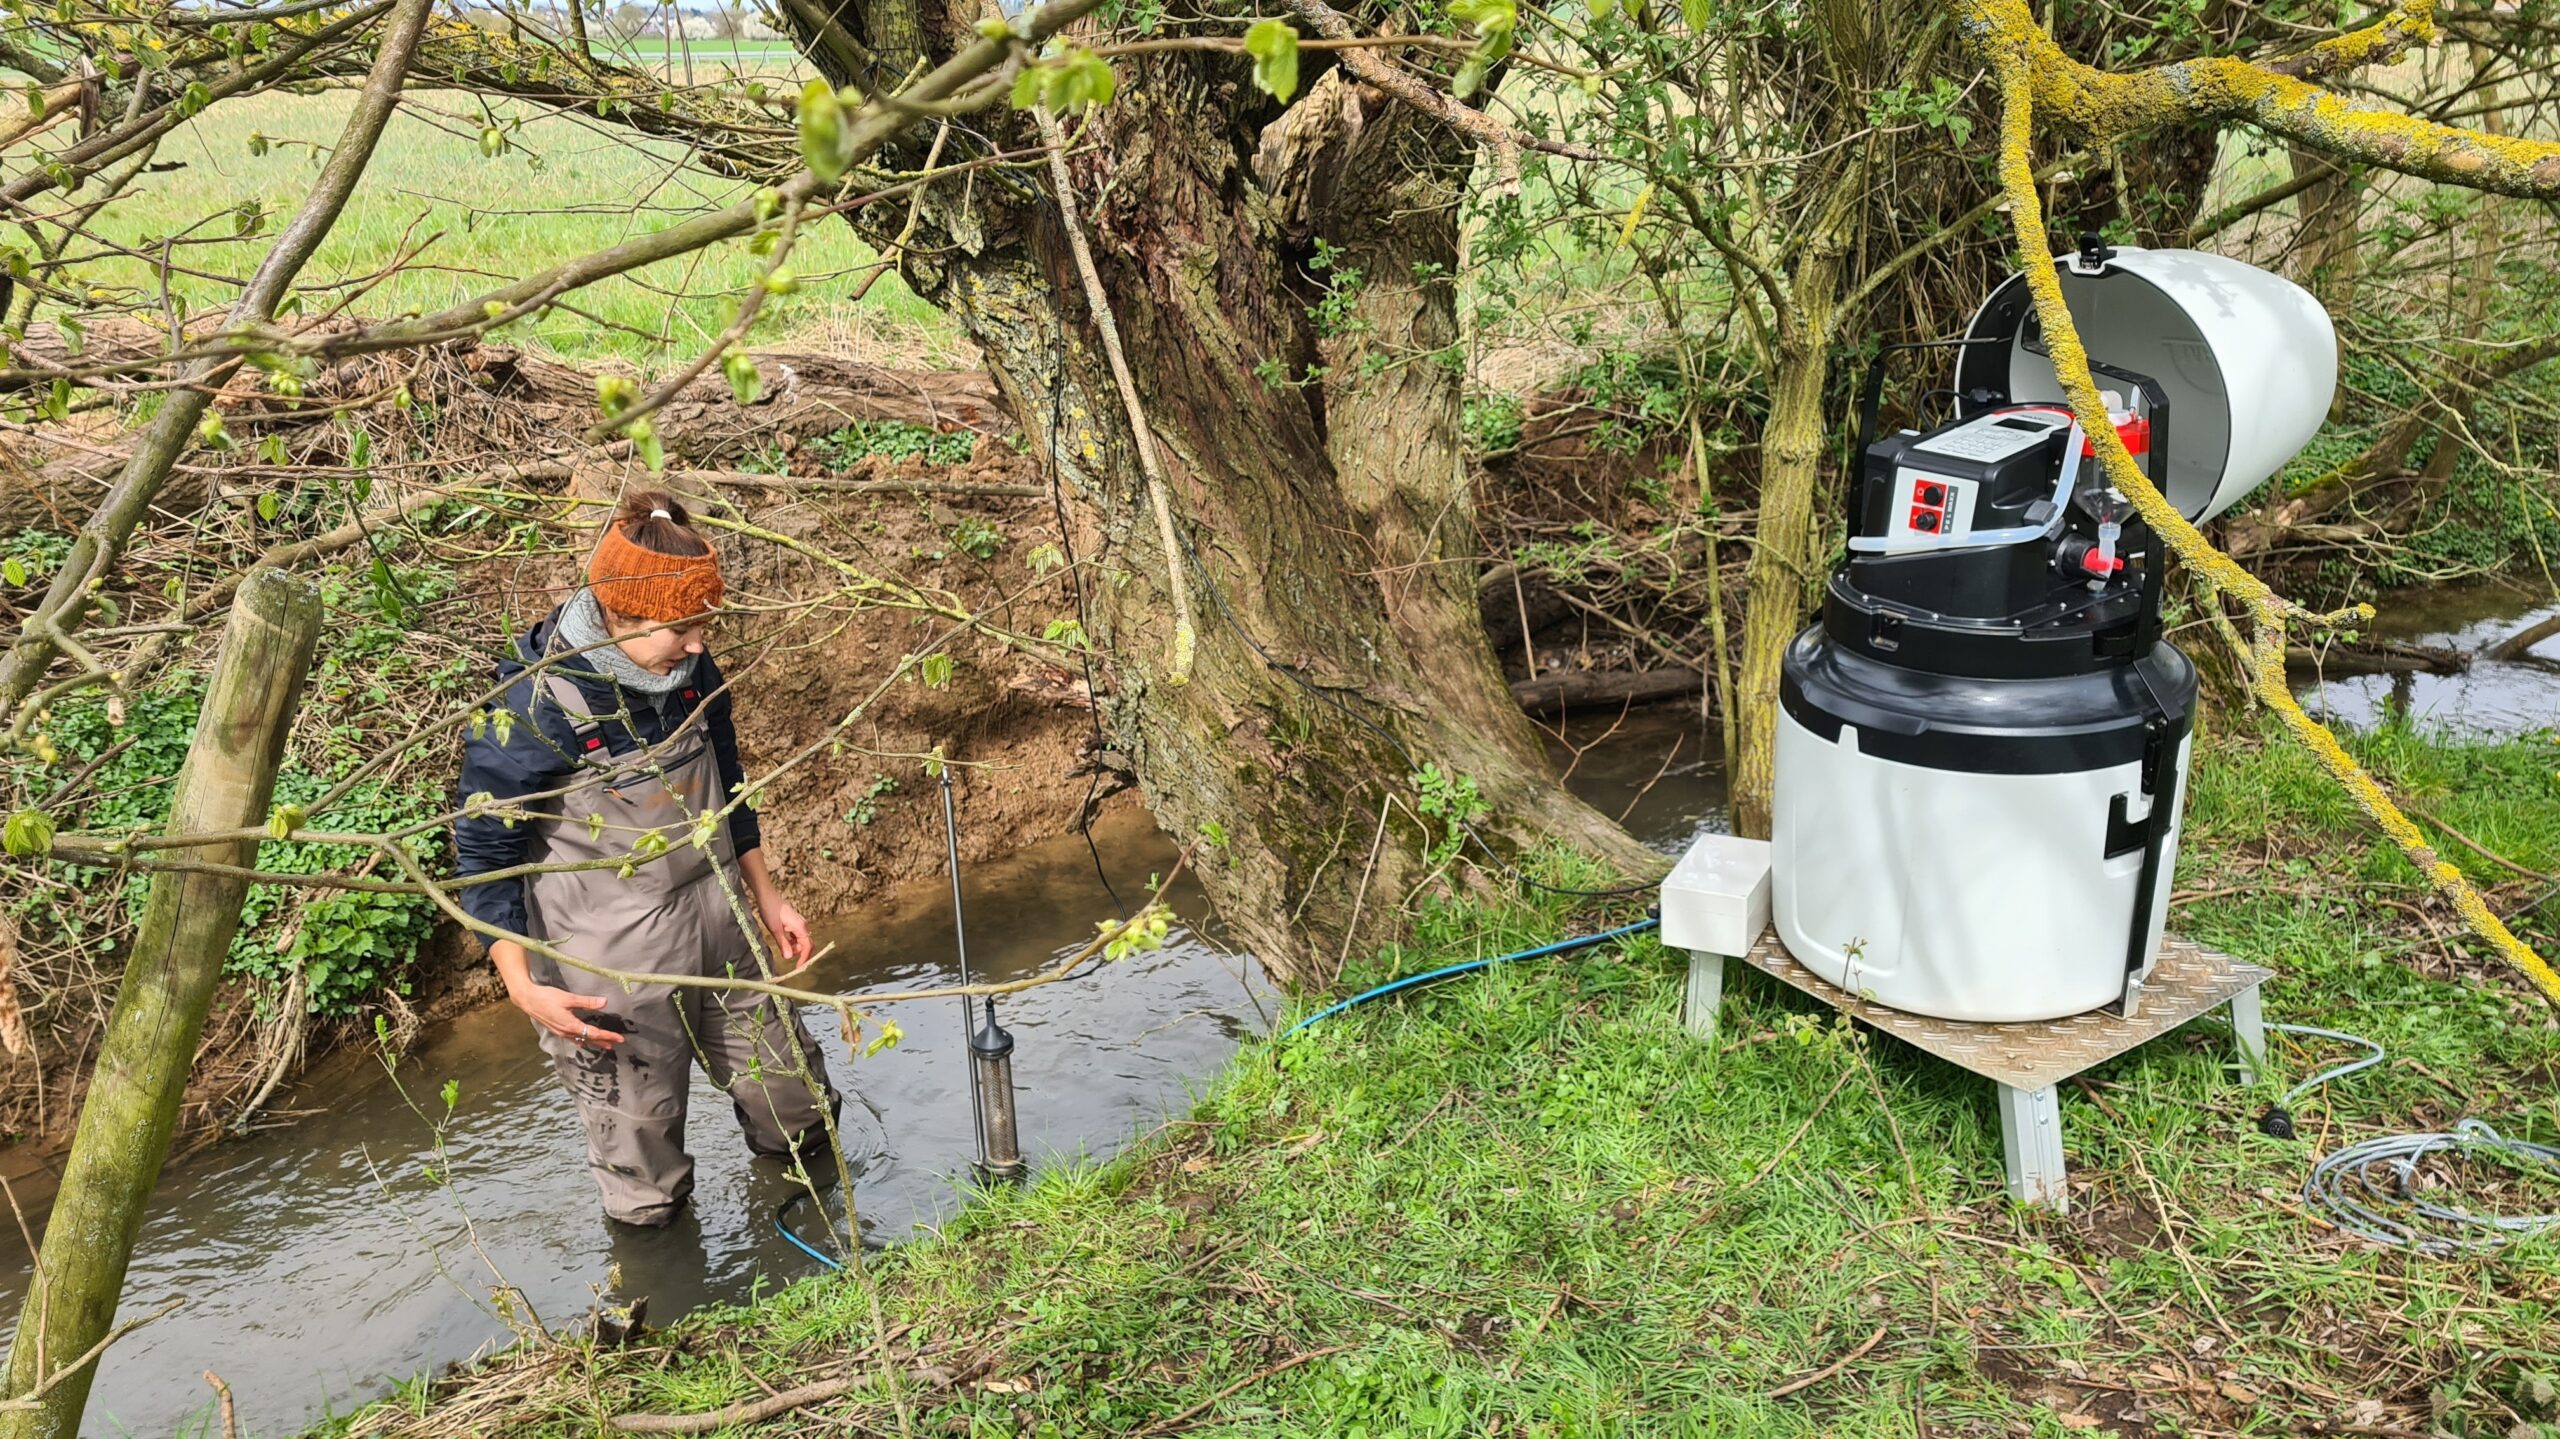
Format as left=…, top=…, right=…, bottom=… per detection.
left=760, top=894, right=812, bottom=966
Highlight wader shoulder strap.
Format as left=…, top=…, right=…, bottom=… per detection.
left=540, top=672, right=612, bottom=758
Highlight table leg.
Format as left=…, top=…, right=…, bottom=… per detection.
left=1683, top=951, right=1726, bottom=1040
left=1996, top=1082, right=2068, bottom=1213
left=2229, top=985, right=2268, bottom=1087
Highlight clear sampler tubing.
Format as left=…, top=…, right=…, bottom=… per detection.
left=1847, top=422, right=2084, bottom=557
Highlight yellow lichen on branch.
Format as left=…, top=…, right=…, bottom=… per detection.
left=1964, top=0, right=2560, bottom=201
left=1985, top=71, right=2560, bottom=1010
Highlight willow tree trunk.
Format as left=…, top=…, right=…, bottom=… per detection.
left=1728, top=315, right=1837, bottom=840
left=784, top=23, right=1659, bottom=983
left=1727, top=151, right=1858, bottom=838
left=1, top=571, right=321, bottom=1439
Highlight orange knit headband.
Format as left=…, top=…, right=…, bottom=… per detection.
left=588, top=516, right=723, bottom=622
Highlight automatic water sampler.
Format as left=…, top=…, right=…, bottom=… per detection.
left=1771, top=241, right=2337, bottom=1024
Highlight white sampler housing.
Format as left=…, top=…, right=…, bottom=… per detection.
left=1772, top=245, right=2334, bottom=1024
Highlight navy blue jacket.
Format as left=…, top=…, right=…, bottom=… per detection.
left=452, top=605, right=761, bottom=951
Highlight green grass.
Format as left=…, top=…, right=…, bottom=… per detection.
left=329, top=722, right=2560, bottom=1439
left=58, top=89, right=962, bottom=369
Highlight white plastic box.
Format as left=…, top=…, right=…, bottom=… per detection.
left=1659, top=834, right=1772, bottom=957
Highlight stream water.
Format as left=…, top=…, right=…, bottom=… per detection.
left=0, top=714, right=1724, bottom=1439
left=2295, top=582, right=2560, bottom=735
left=0, top=807, right=1262, bottom=1438
left=2, top=571, right=2535, bottom=1439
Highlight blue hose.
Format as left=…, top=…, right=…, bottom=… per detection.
left=1281, top=917, right=1661, bottom=1038
left=774, top=1189, right=845, bottom=1271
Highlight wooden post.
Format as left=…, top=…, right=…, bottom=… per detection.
left=0, top=571, right=321, bottom=1439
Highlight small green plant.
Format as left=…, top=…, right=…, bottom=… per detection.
left=1462, top=391, right=1526, bottom=457
left=40, top=687, right=445, bottom=1017
left=951, top=514, right=1005, bottom=560
left=804, top=420, right=976, bottom=468
left=1412, top=761, right=1488, bottom=868
left=844, top=773, right=897, bottom=827
left=736, top=439, right=792, bottom=475
left=2, top=529, right=72, bottom=589
left=1303, top=238, right=1371, bottom=342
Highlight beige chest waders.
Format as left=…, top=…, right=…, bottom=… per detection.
left=522, top=668, right=839, bottom=1225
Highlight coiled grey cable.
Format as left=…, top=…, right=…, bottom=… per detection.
left=2270, top=1023, right=2560, bottom=1256
left=2270, top=1022, right=2386, bottom=1107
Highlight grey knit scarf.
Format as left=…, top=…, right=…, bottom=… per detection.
left=556, top=587, right=697, bottom=696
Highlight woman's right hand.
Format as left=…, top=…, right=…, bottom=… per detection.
left=491, top=938, right=622, bottom=1048
left=513, top=982, right=622, bottom=1047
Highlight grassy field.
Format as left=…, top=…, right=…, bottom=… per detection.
left=66, top=87, right=963, bottom=370
left=327, top=721, right=2560, bottom=1439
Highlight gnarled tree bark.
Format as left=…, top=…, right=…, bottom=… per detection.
left=778, top=4, right=1657, bottom=984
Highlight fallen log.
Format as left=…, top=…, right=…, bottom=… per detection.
left=2284, top=639, right=2471, bottom=678
left=2486, top=611, right=2560, bottom=663
left=1511, top=666, right=1700, bottom=716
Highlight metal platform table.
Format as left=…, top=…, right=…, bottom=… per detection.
left=1680, top=929, right=2273, bottom=1212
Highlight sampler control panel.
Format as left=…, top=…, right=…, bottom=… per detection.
left=1885, top=469, right=1981, bottom=542
left=1869, top=409, right=2074, bottom=546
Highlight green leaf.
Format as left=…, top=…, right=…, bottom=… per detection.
left=1452, top=56, right=1489, bottom=99
left=1015, top=48, right=1117, bottom=113
left=441, top=1079, right=460, bottom=1110
left=265, top=803, right=306, bottom=840
left=1010, top=65, right=1047, bottom=110
left=722, top=350, right=762, bottom=405
left=1243, top=19, right=1299, bottom=102
left=256, top=489, right=280, bottom=522
left=1057, top=49, right=1116, bottom=110
left=2, top=808, right=56, bottom=858
left=1448, top=0, right=1516, bottom=63
left=24, top=83, right=43, bottom=120
left=919, top=652, right=955, bottom=689
left=1680, top=0, right=1709, bottom=28
left=595, top=373, right=640, bottom=418
left=2, top=558, right=24, bottom=587
left=796, top=78, right=847, bottom=183
left=479, top=125, right=506, bottom=159
left=861, top=1016, right=903, bottom=1058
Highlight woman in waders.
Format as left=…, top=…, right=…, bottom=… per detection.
left=454, top=491, right=839, bottom=1226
